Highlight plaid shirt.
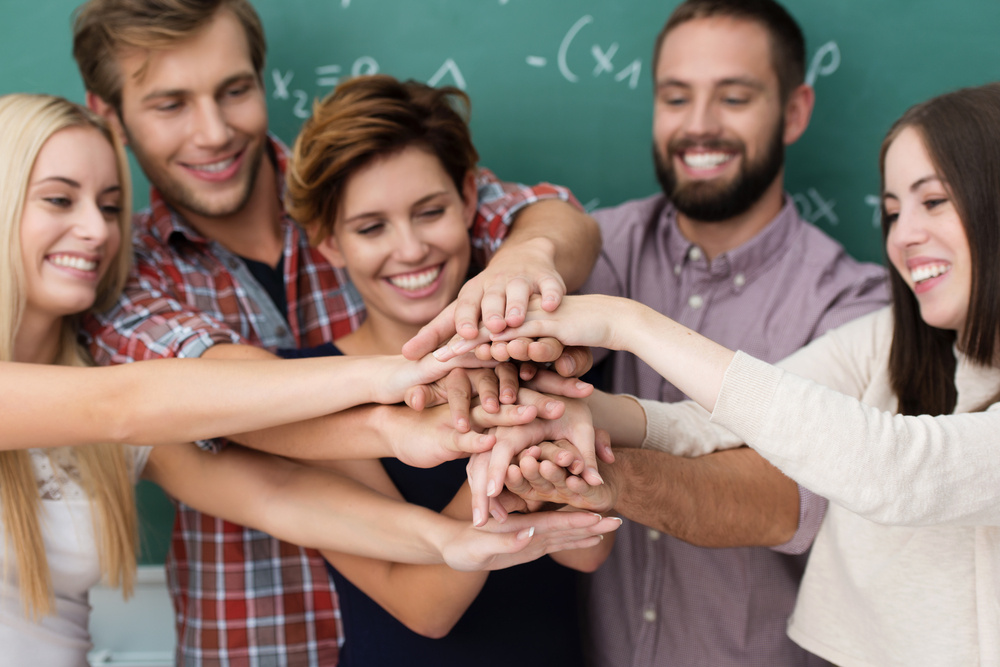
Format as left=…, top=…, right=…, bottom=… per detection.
left=82, top=136, right=577, bottom=667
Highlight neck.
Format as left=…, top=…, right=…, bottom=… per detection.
left=675, top=172, right=786, bottom=261
left=181, top=153, right=284, bottom=266
left=14, top=312, right=63, bottom=364
left=336, top=314, right=421, bottom=357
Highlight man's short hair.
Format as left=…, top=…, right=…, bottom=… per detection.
left=72, top=0, right=266, bottom=112
left=654, top=0, right=806, bottom=99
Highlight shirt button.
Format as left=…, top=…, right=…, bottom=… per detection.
left=643, top=607, right=657, bottom=623
left=227, top=257, right=240, bottom=270
left=648, top=529, right=661, bottom=541
left=275, top=326, right=288, bottom=338
left=688, top=294, right=704, bottom=309
left=673, top=264, right=682, bottom=276
left=734, top=273, right=746, bottom=287
left=688, top=247, right=703, bottom=261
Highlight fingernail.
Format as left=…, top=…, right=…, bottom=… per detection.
left=487, top=480, right=497, bottom=496
left=473, top=508, right=483, bottom=525
left=456, top=418, right=468, bottom=431
left=591, top=513, right=603, bottom=520
left=611, top=517, right=623, bottom=526
left=517, top=405, right=529, bottom=415
left=507, top=308, right=521, bottom=319
left=587, top=467, right=605, bottom=485
left=502, top=391, right=515, bottom=402
left=479, top=435, right=492, bottom=444
left=575, top=381, right=589, bottom=391
left=488, top=314, right=504, bottom=325
left=433, top=346, right=449, bottom=360
left=543, top=294, right=558, bottom=303
left=563, top=359, right=576, bottom=375
left=546, top=401, right=560, bottom=413
left=517, top=526, right=536, bottom=540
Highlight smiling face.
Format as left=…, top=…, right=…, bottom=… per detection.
left=653, top=16, right=788, bottom=223
left=111, top=8, right=267, bottom=224
left=320, top=145, right=476, bottom=343
left=884, top=126, right=972, bottom=333
left=20, top=126, right=123, bottom=331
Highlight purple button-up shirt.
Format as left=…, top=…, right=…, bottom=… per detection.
left=582, top=194, right=889, bottom=667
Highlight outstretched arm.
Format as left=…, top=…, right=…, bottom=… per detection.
left=143, top=443, right=619, bottom=572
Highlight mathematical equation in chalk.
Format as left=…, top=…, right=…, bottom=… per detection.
left=270, top=56, right=468, bottom=119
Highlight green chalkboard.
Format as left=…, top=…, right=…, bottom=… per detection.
left=3, top=0, right=1000, bottom=562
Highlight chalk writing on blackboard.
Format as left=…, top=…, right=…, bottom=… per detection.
left=864, top=195, right=881, bottom=228
left=806, top=41, right=840, bottom=87
left=526, top=15, right=643, bottom=90
left=428, top=59, right=467, bottom=90
left=793, top=187, right=838, bottom=226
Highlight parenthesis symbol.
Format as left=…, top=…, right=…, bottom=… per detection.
left=558, top=15, right=593, bottom=83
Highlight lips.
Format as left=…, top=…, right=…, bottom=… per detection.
left=910, top=262, right=951, bottom=284
left=387, top=265, right=442, bottom=292
left=179, top=150, right=244, bottom=182
left=47, top=253, right=99, bottom=273
left=681, top=151, right=735, bottom=170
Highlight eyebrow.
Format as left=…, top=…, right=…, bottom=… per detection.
left=656, top=76, right=766, bottom=92
left=883, top=174, right=944, bottom=200
left=342, top=191, right=450, bottom=225
left=32, top=177, right=122, bottom=196
left=140, top=72, right=257, bottom=104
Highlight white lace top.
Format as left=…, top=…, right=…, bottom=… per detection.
left=0, top=445, right=151, bottom=667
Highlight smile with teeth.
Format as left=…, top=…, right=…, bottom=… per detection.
left=388, top=265, right=442, bottom=291
left=682, top=152, right=735, bottom=169
left=48, top=254, right=98, bottom=272
left=187, top=156, right=237, bottom=173
left=911, top=263, right=951, bottom=284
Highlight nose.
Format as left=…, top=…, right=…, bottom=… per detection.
left=887, top=205, right=929, bottom=251
left=75, top=202, right=112, bottom=246
left=682, top=97, right=722, bottom=138
left=394, top=223, right=430, bottom=264
left=191, top=99, right=233, bottom=148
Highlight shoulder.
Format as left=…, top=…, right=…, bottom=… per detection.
left=593, top=194, right=670, bottom=244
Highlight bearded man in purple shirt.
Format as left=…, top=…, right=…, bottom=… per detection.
left=573, top=1, right=888, bottom=665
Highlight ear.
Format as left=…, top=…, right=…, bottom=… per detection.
left=87, top=91, right=128, bottom=146
left=782, top=83, right=815, bottom=146
left=461, top=170, right=478, bottom=229
left=315, top=230, right=347, bottom=268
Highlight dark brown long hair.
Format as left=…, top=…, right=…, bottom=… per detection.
left=286, top=75, right=479, bottom=246
left=880, top=83, right=1000, bottom=415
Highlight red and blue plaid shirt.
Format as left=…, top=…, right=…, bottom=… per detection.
left=83, top=137, right=577, bottom=667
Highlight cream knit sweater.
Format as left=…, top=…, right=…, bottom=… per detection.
left=640, top=308, right=1000, bottom=666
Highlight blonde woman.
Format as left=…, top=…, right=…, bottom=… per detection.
left=0, top=93, right=619, bottom=666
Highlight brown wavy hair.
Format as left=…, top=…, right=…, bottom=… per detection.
left=286, top=74, right=479, bottom=245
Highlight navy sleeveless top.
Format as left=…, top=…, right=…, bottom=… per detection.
left=278, top=343, right=584, bottom=666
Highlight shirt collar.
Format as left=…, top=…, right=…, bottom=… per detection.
left=146, top=134, right=291, bottom=247
left=665, top=196, right=801, bottom=282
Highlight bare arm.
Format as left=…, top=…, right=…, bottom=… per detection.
left=143, top=442, right=619, bottom=570
left=607, top=447, right=799, bottom=547
left=320, top=463, right=489, bottom=638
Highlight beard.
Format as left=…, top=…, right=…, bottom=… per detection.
left=654, top=119, right=785, bottom=223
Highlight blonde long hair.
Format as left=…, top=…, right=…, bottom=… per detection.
left=0, top=93, right=137, bottom=618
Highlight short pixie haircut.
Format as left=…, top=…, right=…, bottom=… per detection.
left=286, top=74, right=479, bottom=245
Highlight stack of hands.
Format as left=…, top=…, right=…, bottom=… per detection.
left=400, top=280, right=620, bottom=533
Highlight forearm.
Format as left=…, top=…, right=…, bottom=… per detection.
left=609, top=446, right=799, bottom=547
left=0, top=354, right=394, bottom=450
left=500, top=200, right=600, bottom=291
left=320, top=484, right=486, bottom=638
left=228, top=403, right=394, bottom=460
left=586, top=390, right=646, bottom=448
left=144, top=444, right=459, bottom=563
